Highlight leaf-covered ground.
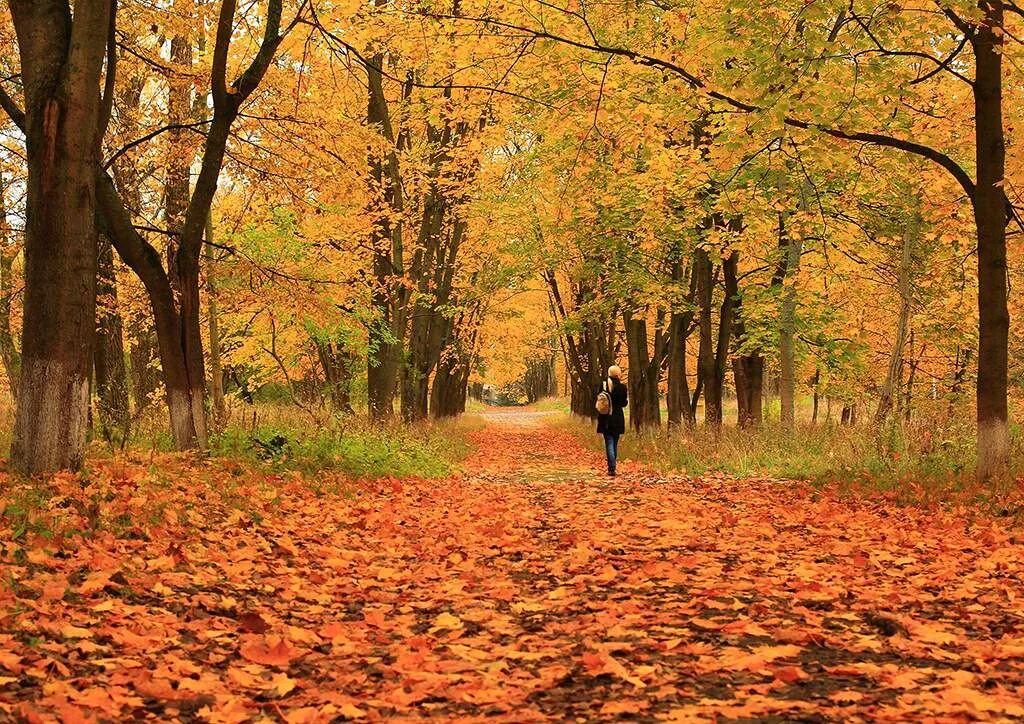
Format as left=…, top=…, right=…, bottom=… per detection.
left=2, top=410, right=1024, bottom=721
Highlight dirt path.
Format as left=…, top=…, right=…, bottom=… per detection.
left=3, top=410, right=1024, bottom=721
left=448, top=411, right=1024, bottom=719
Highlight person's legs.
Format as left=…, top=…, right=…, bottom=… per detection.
left=604, top=433, right=616, bottom=474
left=611, top=435, right=619, bottom=475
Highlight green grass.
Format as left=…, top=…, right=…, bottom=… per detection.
left=556, top=406, right=1024, bottom=508
left=209, top=410, right=482, bottom=479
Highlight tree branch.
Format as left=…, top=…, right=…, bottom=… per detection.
left=415, top=11, right=978, bottom=200
left=97, top=0, right=117, bottom=142
left=0, top=84, right=25, bottom=131
left=103, top=119, right=212, bottom=169
left=210, top=0, right=238, bottom=109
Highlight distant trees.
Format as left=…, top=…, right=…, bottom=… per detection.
left=437, top=0, right=1020, bottom=482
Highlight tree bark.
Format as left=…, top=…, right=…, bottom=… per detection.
left=624, top=311, right=662, bottom=431
left=8, top=0, right=111, bottom=474
left=874, top=210, right=918, bottom=423
left=316, top=338, right=357, bottom=414
left=972, top=0, right=1010, bottom=482
left=697, top=249, right=736, bottom=430
left=206, top=217, right=226, bottom=432
left=733, top=354, right=764, bottom=429
left=778, top=225, right=802, bottom=430
left=667, top=255, right=697, bottom=428
left=365, top=35, right=408, bottom=422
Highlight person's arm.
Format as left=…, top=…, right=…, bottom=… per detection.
left=620, top=383, right=628, bottom=408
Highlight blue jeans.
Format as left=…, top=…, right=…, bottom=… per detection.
left=603, top=433, right=620, bottom=473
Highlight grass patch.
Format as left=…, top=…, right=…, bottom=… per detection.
left=209, top=410, right=482, bottom=479
left=556, top=410, right=1024, bottom=509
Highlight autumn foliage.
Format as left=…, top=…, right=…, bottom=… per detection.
left=1, top=414, right=1023, bottom=720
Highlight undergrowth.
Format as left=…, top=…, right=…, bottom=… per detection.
left=210, top=413, right=482, bottom=479
left=557, top=412, right=1024, bottom=509
left=100, top=400, right=483, bottom=480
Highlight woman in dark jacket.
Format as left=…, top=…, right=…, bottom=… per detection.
left=596, top=365, right=628, bottom=476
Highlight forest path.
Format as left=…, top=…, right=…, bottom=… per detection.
left=445, top=408, right=1024, bottom=719
left=4, top=410, right=1024, bottom=721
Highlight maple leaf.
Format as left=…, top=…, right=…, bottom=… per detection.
left=239, top=636, right=303, bottom=667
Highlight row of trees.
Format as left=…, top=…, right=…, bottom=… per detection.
left=0, top=0, right=1021, bottom=484
left=472, top=0, right=1019, bottom=482
left=0, top=0, right=525, bottom=474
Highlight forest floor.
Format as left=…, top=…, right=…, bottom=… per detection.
left=2, top=409, right=1024, bottom=721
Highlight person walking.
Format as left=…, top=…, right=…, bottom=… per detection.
left=595, top=365, right=628, bottom=476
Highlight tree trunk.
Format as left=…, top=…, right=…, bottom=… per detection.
left=972, top=1, right=1010, bottom=482
left=316, top=339, right=357, bottom=414
left=695, top=248, right=716, bottom=427
left=8, top=0, right=110, bottom=474
left=733, top=354, right=764, bottom=429
left=874, top=211, right=917, bottom=423
left=206, top=218, right=226, bottom=431
left=624, top=312, right=661, bottom=431
left=666, top=257, right=696, bottom=428
left=524, top=353, right=556, bottom=403
left=163, top=26, right=208, bottom=450
left=365, top=28, right=408, bottom=422
left=94, top=234, right=129, bottom=443
left=779, top=226, right=802, bottom=430
left=431, top=350, right=468, bottom=418
left=697, top=249, right=737, bottom=430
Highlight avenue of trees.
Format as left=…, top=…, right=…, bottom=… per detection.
left=0, top=0, right=1021, bottom=481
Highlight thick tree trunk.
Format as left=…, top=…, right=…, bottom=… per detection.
left=666, top=325, right=692, bottom=428
left=695, top=248, right=717, bottom=426
left=94, top=235, right=129, bottom=443
left=972, top=2, right=1010, bottom=482
left=163, top=27, right=208, bottom=450
left=403, top=310, right=434, bottom=422
left=365, top=32, right=408, bottom=422
left=431, top=349, right=469, bottom=419
left=733, top=354, right=764, bottom=429
left=624, top=312, right=661, bottom=431
left=9, top=0, right=110, bottom=474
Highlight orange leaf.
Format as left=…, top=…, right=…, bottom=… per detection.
left=239, top=636, right=303, bottom=667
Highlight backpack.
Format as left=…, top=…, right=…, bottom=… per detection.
left=595, top=378, right=612, bottom=416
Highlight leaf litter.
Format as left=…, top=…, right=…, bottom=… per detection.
left=1, top=413, right=1023, bottom=721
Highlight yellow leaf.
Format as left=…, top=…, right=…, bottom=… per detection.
left=61, top=625, right=93, bottom=640
left=266, top=672, right=297, bottom=698
left=433, top=612, right=462, bottom=629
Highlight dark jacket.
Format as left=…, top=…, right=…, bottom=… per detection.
left=596, top=378, right=628, bottom=436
